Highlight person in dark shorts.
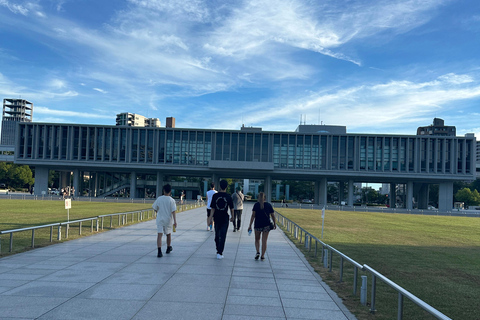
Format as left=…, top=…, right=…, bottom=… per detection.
left=248, top=192, right=276, bottom=260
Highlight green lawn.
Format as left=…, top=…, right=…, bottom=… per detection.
left=276, top=208, right=480, bottom=320
left=0, top=200, right=152, bottom=255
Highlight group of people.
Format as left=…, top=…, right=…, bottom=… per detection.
left=152, top=180, right=277, bottom=261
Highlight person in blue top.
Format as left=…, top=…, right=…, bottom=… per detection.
left=248, top=192, right=276, bottom=260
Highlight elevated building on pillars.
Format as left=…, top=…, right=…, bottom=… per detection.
left=13, top=120, right=476, bottom=212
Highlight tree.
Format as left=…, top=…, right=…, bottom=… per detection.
left=0, top=163, right=34, bottom=189
left=455, top=188, right=480, bottom=207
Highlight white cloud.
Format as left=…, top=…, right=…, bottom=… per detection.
left=35, top=106, right=112, bottom=119
left=93, top=88, right=107, bottom=94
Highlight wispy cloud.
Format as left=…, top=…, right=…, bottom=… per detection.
left=35, top=106, right=112, bottom=119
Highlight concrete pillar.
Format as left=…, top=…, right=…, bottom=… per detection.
left=314, top=181, right=320, bottom=204
left=438, top=182, right=453, bottom=212
left=156, top=173, right=164, bottom=198
left=265, top=176, right=272, bottom=202
left=276, top=184, right=281, bottom=200
left=255, top=183, right=259, bottom=197
left=406, top=181, right=414, bottom=210
left=348, top=180, right=354, bottom=206
left=204, top=180, right=208, bottom=197
left=339, top=181, right=345, bottom=204
left=417, top=183, right=429, bottom=209
left=319, top=178, right=328, bottom=207
left=390, top=183, right=396, bottom=208
left=130, top=171, right=137, bottom=198
left=285, top=185, right=290, bottom=201
left=34, top=166, right=49, bottom=196
left=72, top=169, right=80, bottom=198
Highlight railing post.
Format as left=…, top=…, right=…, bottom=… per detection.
left=50, top=226, right=53, bottom=242
left=58, top=225, right=62, bottom=240
left=31, top=229, right=35, bottom=248
left=361, top=275, right=367, bottom=305
left=66, top=224, right=69, bottom=238
left=314, top=239, right=318, bottom=257
left=9, top=232, right=13, bottom=252
left=323, top=249, right=328, bottom=268
left=91, top=220, right=94, bottom=233
left=339, top=256, right=344, bottom=282
left=353, top=266, right=358, bottom=295
left=371, top=274, right=377, bottom=314
left=79, top=222, right=82, bottom=235
left=398, top=293, right=404, bottom=320
left=0, top=235, right=2, bottom=254
left=329, top=249, right=333, bottom=272
left=96, top=218, right=99, bottom=232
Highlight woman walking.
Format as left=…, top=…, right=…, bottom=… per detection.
left=248, top=192, right=276, bottom=260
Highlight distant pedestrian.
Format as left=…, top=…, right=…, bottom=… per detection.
left=71, top=186, right=75, bottom=200
left=206, top=182, right=217, bottom=232
left=248, top=192, right=276, bottom=261
left=208, top=180, right=234, bottom=259
left=152, top=184, right=177, bottom=258
left=231, top=186, right=244, bottom=232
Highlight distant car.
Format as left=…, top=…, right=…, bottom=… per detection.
left=428, top=205, right=437, bottom=210
left=302, top=199, right=313, bottom=203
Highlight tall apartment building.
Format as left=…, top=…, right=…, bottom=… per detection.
left=417, top=118, right=456, bottom=136
left=115, top=113, right=160, bottom=127
left=1, top=98, right=33, bottom=145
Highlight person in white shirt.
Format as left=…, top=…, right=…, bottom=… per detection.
left=206, top=182, right=217, bottom=231
left=152, top=184, right=177, bottom=257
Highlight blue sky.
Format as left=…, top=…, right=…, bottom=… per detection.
left=1, top=0, right=480, bottom=136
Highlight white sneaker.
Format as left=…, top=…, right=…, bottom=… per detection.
left=220, top=255, right=224, bottom=259
left=217, top=253, right=222, bottom=259
left=207, top=227, right=210, bottom=231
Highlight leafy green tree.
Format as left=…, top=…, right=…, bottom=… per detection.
left=0, top=163, right=34, bottom=189
left=455, top=188, right=480, bottom=206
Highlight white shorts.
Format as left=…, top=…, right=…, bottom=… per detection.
left=157, top=224, right=173, bottom=235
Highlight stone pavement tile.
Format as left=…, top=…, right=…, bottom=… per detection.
left=2, top=280, right=96, bottom=298
left=102, top=271, right=173, bottom=285
left=222, top=316, right=285, bottom=320
left=120, top=262, right=181, bottom=274
left=0, top=295, right=68, bottom=319
left=38, top=298, right=145, bottom=320
left=230, top=275, right=276, bottom=287
left=23, top=259, right=81, bottom=270
left=40, top=269, right=114, bottom=283
left=165, top=273, right=232, bottom=288
left=281, top=298, right=340, bottom=310
left=229, top=279, right=278, bottom=291
left=0, top=272, right=45, bottom=281
left=226, top=295, right=282, bottom=307
left=176, top=263, right=233, bottom=276
left=86, top=254, right=142, bottom=263
left=232, top=268, right=275, bottom=278
left=284, top=307, right=349, bottom=320
left=275, top=278, right=324, bottom=288
left=151, top=284, right=229, bottom=303
left=63, top=261, right=127, bottom=273
left=132, top=301, right=224, bottom=320
left=279, top=290, right=333, bottom=301
left=276, top=283, right=329, bottom=293
left=77, top=283, right=160, bottom=300
left=224, top=304, right=285, bottom=318
left=227, top=288, right=280, bottom=298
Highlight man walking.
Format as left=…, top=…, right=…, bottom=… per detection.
left=152, top=184, right=177, bottom=258
left=206, top=182, right=217, bottom=231
left=231, top=186, right=244, bottom=232
left=208, top=180, right=234, bottom=259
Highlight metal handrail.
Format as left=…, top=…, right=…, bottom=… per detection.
left=363, top=265, right=452, bottom=320
left=0, top=209, right=155, bottom=254
left=274, top=210, right=452, bottom=320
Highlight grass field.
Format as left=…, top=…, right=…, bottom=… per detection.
left=0, top=200, right=153, bottom=255
left=275, top=208, right=480, bottom=320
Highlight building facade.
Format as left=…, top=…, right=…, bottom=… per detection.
left=1, top=99, right=33, bottom=145
left=14, top=122, right=476, bottom=212
left=115, top=112, right=160, bottom=127
left=417, top=118, right=456, bottom=136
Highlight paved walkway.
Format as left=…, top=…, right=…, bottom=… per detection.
left=0, top=203, right=356, bottom=320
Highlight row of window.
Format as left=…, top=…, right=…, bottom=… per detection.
left=16, top=124, right=474, bottom=174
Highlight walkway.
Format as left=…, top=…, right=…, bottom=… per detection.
left=0, top=203, right=356, bottom=320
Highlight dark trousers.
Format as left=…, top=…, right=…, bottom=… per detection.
left=232, top=210, right=243, bottom=229
left=214, top=221, right=229, bottom=255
